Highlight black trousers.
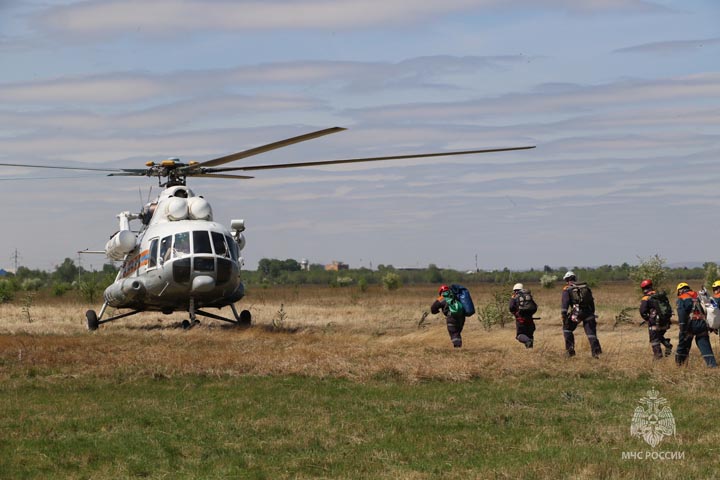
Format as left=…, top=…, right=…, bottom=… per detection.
left=446, top=315, right=466, bottom=348
left=647, top=325, right=672, bottom=358
left=515, top=317, right=535, bottom=345
left=563, top=314, right=602, bottom=356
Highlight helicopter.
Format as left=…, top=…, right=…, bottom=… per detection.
left=0, top=127, right=534, bottom=330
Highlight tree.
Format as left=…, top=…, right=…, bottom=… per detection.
left=54, top=258, right=78, bottom=284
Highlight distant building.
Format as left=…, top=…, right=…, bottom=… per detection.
left=300, top=258, right=309, bottom=271
left=325, top=261, right=349, bottom=271
left=0, top=269, right=7, bottom=277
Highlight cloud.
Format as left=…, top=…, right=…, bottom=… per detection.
left=346, top=73, right=720, bottom=122
left=36, top=0, right=667, bottom=37
left=614, top=37, right=720, bottom=55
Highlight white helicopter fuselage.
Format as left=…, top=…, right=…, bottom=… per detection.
left=103, top=185, right=246, bottom=313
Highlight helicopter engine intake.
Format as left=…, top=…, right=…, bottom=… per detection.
left=188, top=197, right=212, bottom=220
left=104, top=278, right=146, bottom=307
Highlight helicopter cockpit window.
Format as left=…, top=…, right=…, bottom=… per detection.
left=148, top=238, right=159, bottom=269
left=225, top=234, right=239, bottom=261
left=174, top=232, right=190, bottom=258
left=211, top=231, right=228, bottom=257
left=160, top=235, right=172, bottom=262
left=193, top=231, right=212, bottom=254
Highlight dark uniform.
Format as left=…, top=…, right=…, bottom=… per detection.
left=675, top=285, right=717, bottom=367
left=561, top=278, right=602, bottom=357
left=639, top=288, right=672, bottom=359
left=431, top=291, right=465, bottom=348
left=509, top=291, right=535, bottom=348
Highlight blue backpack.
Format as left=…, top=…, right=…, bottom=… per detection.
left=450, top=284, right=475, bottom=316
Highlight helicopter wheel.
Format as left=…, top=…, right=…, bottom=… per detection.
left=86, top=310, right=99, bottom=331
left=239, top=309, right=252, bottom=326
left=181, top=319, right=191, bottom=330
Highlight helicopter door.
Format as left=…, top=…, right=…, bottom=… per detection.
left=159, top=235, right=172, bottom=263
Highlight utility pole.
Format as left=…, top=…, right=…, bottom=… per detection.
left=11, top=248, right=20, bottom=273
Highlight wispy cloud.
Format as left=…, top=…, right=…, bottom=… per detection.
left=36, top=0, right=667, bottom=38
left=614, top=37, right=720, bottom=54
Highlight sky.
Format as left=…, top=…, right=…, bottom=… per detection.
left=1, top=0, right=719, bottom=273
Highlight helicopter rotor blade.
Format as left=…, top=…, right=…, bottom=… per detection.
left=0, top=162, right=121, bottom=172
left=197, top=126, right=346, bottom=168
left=107, top=170, right=149, bottom=176
left=205, top=145, right=536, bottom=173
left=189, top=173, right=255, bottom=180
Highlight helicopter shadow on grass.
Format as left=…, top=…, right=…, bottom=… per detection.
left=120, top=320, right=301, bottom=333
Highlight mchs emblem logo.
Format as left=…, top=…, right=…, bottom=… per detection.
left=630, top=388, right=676, bottom=448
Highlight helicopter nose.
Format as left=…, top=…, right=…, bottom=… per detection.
left=191, top=275, right=215, bottom=293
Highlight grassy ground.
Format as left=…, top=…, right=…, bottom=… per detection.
left=1, top=282, right=719, bottom=478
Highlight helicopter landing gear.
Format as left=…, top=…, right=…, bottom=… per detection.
left=86, top=310, right=99, bottom=331
left=183, top=298, right=201, bottom=330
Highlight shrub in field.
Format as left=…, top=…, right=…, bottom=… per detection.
left=22, top=292, right=36, bottom=323
left=79, top=278, right=101, bottom=303
left=0, top=280, right=15, bottom=303
left=477, top=288, right=513, bottom=330
left=53, top=282, right=72, bottom=297
left=272, top=303, right=287, bottom=330
left=358, top=277, right=368, bottom=293
left=703, top=262, right=719, bottom=291
left=21, top=278, right=43, bottom=291
left=540, top=274, right=557, bottom=289
left=629, top=254, right=669, bottom=293
left=382, top=272, right=402, bottom=291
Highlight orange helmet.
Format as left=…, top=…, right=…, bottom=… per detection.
left=438, top=284, right=450, bottom=295
left=640, top=279, right=652, bottom=289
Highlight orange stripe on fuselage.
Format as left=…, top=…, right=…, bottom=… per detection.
left=121, top=250, right=149, bottom=278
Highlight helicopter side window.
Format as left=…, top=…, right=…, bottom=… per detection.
left=193, top=231, right=212, bottom=254
left=160, top=235, right=172, bottom=263
left=211, top=232, right=228, bottom=257
left=174, top=232, right=190, bottom=258
left=148, top=238, right=159, bottom=269
left=225, top=234, right=238, bottom=261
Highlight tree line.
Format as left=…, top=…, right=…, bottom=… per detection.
left=0, top=256, right=714, bottom=303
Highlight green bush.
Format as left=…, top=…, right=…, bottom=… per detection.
left=629, top=254, right=669, bottom=293
left=53, top=282, right=72, bottom=297
left=540, top=274, right=557, bottom=289
left=382, top=272, right=402, bottom=291
left=21, top=278, right=43, bottom=291
left=0, top=280, right=14, bottom=303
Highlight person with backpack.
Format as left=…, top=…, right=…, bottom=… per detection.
left=560, top=271, right=602, bottom=358
left=509, top=283, right=537, bottom=348
left=430, top=284, right=467, bottom=348
left=639, top=279, right=673, bottom=359
left=675, top=282, right=717, bottom=367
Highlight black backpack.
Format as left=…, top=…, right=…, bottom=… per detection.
left=517, top=289, right=538, bottom=315
left=648, top=291, right=673, bottom=328
left=569, top=283, right=593, bottom=310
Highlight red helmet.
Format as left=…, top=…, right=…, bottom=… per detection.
left=438, top=284, right=450, bottom=295
left=640, top=279, right=653, bottom=289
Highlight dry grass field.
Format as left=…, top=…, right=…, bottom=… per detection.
left=2, top=281, right=720, bottom=479
left=2, top=282, right=718, bottom=382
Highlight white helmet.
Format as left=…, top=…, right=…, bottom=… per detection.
left=513, top=283, right=523, bottom=291
left=563, top=271, right=576, bottom=281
